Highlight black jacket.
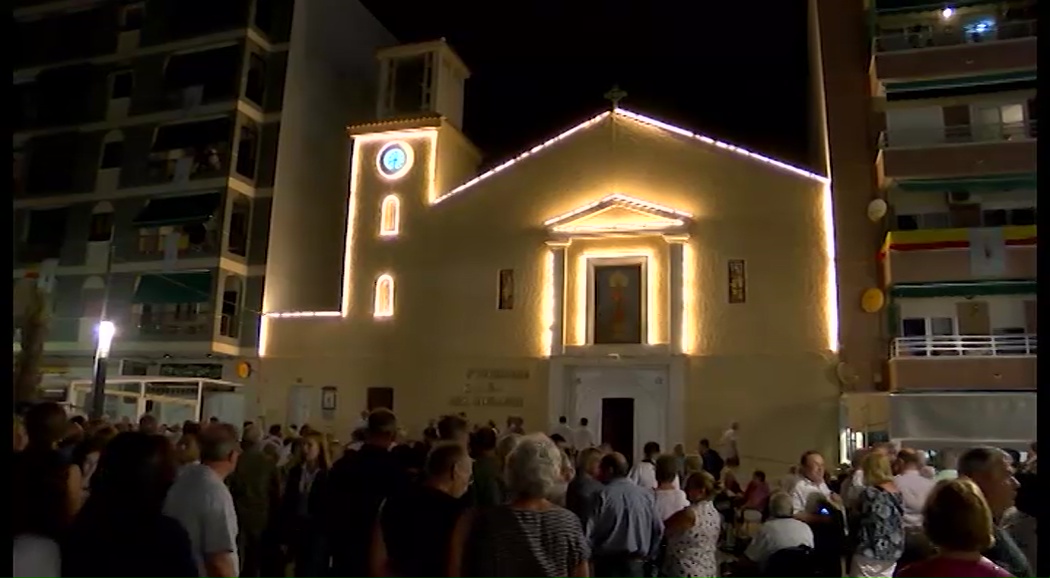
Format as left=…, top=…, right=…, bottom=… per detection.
left=277, top=464, right=329, bottom=537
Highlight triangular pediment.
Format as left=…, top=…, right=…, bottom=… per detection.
left=544, top=194, right=691, bottom=234
left=437, top=108, right=826, bottom=205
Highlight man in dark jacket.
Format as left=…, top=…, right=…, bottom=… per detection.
left=326, top=408, right=406, bottom=577
left=227, top=424, right=280, bottom=577
left=700, top=438, right=724, bottom=479
left=469, top=427, right=502, bottom=507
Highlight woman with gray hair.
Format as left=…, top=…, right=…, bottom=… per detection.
left=449, top=434, right=590, bottom=577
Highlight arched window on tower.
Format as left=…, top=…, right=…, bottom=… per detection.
left=379, top=195, right=401, bottom=237
left=374, top=274, right=395, bottom=318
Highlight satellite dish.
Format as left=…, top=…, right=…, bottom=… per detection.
left=835, top=362, right=860, bottom=389
left=867, top=198, right=888, bottom=222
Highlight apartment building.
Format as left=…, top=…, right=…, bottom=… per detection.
left=811, top=0, right=1037, bottom=454
left=13, top=0, right=395, bottom=417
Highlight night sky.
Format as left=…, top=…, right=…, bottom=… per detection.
left=360, top=1, right=813, bottom=169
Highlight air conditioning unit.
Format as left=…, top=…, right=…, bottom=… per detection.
left=946, top=191, right=980, bottom=204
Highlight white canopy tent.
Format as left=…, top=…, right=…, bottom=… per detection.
left=58, top=377, right=247, bottom=427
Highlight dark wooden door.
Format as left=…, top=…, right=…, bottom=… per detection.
left=601, top=397, right=635, bottom=466
left=366, top=387, right=394, bottom=412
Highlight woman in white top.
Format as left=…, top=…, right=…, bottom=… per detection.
left=662, top=471, right=722, bottom=578
left=654, top=455, right=690, bottom=522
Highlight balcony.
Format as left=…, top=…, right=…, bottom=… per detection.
left=880, top=226, right=1037, bottom=284
left=888, top=334, right=1037, bottom=392
left=876, top=120, right=1036, bottom=185
left=135, top=312, right=213, bottom=340
left=871, top=20, right=1037, bottom=88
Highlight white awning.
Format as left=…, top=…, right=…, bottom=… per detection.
left=889, top=392, right=1036, bottom=449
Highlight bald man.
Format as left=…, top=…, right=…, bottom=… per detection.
left=586, top=453, right=663, bottom=577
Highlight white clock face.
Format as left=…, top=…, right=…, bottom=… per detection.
left=376, top=141, right=414, bottom=179
left=382, top=147, right=406, bottom=173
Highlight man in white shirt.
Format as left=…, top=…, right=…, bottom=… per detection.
left=574, top=417, right=594, bottom=450
left=719, top=421, right=740, bottom=461
left=744, top=492, right=815, bottom=572
left=893, top=448, right=934, bottom=529
left=553, top=416, right=574, bottom=448
left=165, top=423, right=241, bottom=578
left=628, top=441, right=680, bottom=489
left=790, top=451, right=837, bottom=521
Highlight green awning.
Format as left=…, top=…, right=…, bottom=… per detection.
left=132, top=271, right=214, bottom=305
left=891, top=280, right=1037, bottom=299
left=893, top=174, right=1037, bottom=193
left=886, top=71, right=1036, bottom=94
left=133, top=193, right=221, bottom=228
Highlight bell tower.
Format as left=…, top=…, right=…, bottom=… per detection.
left=376, top=39, right=471, bottom=131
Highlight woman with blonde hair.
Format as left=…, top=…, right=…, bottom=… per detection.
left=896, top=478, right=1012, bottom=577
left=494, top=433, right=521, bottom=502
left=683, top=454, right=703, bottom=479
left=849, top=449, right=905, bottom=577
left=662, top=470, right=721, bottom=578
left=277, top=430, right=332, bottom=576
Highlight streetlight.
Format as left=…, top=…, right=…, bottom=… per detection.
left=89, top=321, right=116, bottom=420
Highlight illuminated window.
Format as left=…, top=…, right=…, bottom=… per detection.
left=379, top=195, right=401, bottom=237
left=374, top=274, right=395, bottom=318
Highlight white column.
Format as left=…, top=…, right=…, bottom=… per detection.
left=668, top=241, right=685, bottom=353
left=550, top=245, right=567, bottom=356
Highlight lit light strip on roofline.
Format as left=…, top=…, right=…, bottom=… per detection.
left=264, top=311, right=342, bottom=319
left=613, top=109, right=829, bottom=184
left=434, top=108, right=828, bottom=208
left=552, top=221, right=685, bottom=234
left=434, top=111, right=613, bottom=205
left=543, top=193, right=693, bottom=227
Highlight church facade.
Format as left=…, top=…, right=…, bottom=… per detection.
left=257, top=41, right=842, bottom=469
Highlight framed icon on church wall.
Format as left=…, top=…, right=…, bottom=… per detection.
left=593, top=263, right=644, bottom=344
left=728, top=259, right=747, bottom=304
left=498, top=269, right=515, bottom=310
left=321, top=386, right=338, bottom=411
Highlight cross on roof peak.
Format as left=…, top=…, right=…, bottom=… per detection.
left=604, top=85, right=627, bottom=109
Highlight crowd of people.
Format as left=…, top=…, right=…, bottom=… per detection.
left=11, top=402, right=1040, bottom=578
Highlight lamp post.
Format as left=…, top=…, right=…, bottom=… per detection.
left=89, top=242, right=116, bottom=420
left=89, top=320, right=116, bottom=420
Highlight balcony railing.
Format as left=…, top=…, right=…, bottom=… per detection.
left=136, top=313, right=212, bottom=337
left=892, top=334, right=1037, bottom=358
left=145, top=143, right=231, bottom=186
left=879, top=119, right=1037, bottom=148
left=874, top=19, right=1037, bottom=53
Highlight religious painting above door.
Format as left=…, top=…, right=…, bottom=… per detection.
left=593, top=263, right=644, bottom=344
